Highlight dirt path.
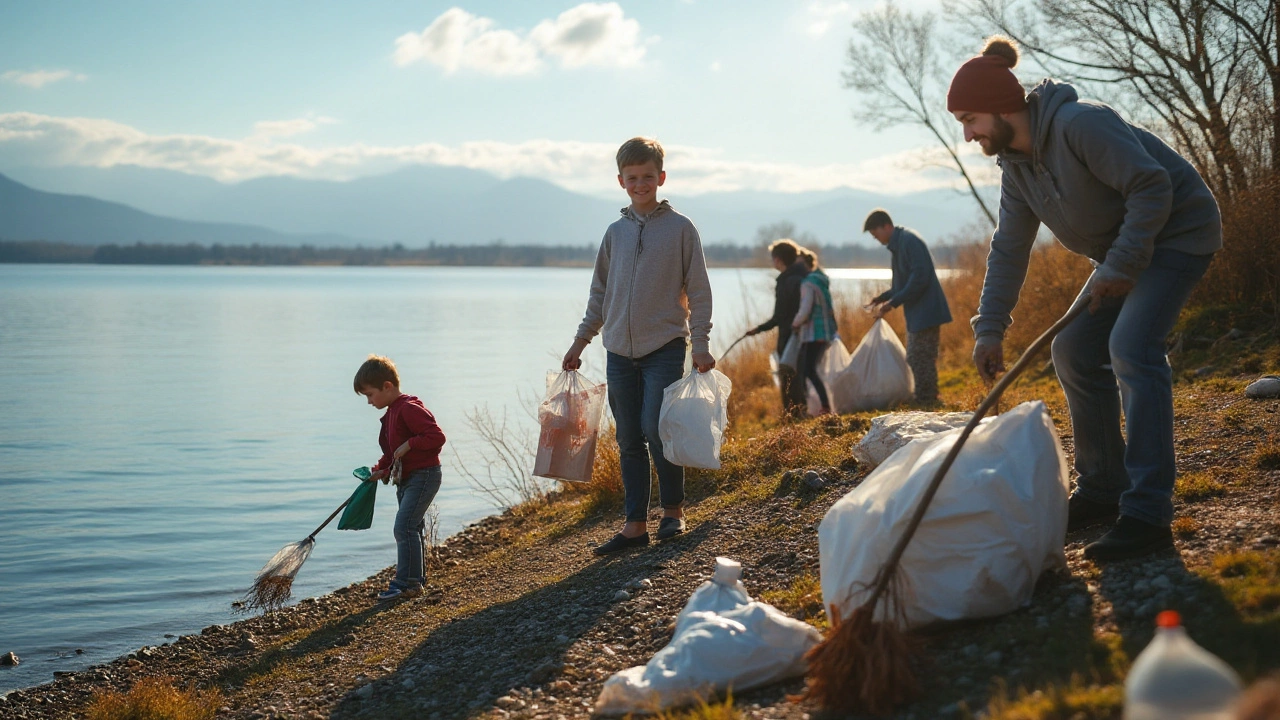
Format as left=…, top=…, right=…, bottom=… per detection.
left=2, top=382, right=1277, bottom=720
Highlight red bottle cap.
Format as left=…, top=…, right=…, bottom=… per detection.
left=1156, top=610, right=1181, bottom=628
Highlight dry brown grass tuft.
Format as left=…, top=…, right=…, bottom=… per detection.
left=85, top=676, right=222, bottom=720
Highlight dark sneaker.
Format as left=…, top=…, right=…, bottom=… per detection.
left=1067, top=493, right=1120, bottom=532
left=593, top=532, right=649, bottom=556
left=656, top=517, right=687, bottom=541
left=1084, top=516, right=1174, bottom=562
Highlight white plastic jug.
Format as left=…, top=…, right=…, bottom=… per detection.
left=1124, top=610, right=1242, bottom=720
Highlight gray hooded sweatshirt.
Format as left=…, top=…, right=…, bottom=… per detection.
left=575, top=200, right=713, bottom=358
left=973, top=80, right=1222, bottom=340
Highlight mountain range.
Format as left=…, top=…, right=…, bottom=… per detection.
left=0, top=164, right=992, bottom=248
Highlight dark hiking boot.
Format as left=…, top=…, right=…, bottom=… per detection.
left=1083, top=516, right=1174, bottom=562
left=593, top=532, right=649, bottom=555
left=1067, top=493, right=1120, bottom=532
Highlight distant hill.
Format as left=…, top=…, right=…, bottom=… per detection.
left=0, top=173, right=365, bottom=247
left=4, top=164, right=994, bottom=247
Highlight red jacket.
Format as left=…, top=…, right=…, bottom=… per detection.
left=373, top=395, right=446, bottom=476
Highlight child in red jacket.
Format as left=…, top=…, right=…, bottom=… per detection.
left=354, top=355, right=447, bottom=601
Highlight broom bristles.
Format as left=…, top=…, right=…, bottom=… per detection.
left=804, top=602, right=917, bottom=716
left=238, top=538, right=315, bottom=612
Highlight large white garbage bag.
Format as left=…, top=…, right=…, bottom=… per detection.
left=829, top=320, right=914, bottom=412
left=659, top=369, right=732, bottom=469
left=595, top=559, right=822, bottom=715
left=819, top=401, right=1069, bottom=628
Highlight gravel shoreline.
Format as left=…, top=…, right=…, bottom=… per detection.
left=2, top=385, right=1277, bottom=720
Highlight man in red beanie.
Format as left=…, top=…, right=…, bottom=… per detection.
left=949, top=37, right=1222, bottom=562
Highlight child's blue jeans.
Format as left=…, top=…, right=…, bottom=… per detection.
left=1050, top=248, right=1213, bottom=527
left=607, top=338, right=687, bottom=524
left=392, top=465, right=441, bottom=590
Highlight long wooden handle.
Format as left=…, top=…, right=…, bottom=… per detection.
left=307, top=497, right=353, bottom=540
left=864, top=294, right=1092, bottom=610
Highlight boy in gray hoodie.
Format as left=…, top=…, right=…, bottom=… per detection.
left=562, top=137, right=716, bottom=555
left=948, top=38, right=1221, bottom=562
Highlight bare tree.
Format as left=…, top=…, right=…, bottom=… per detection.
left=451, top=404, right=551, bottom=509
left=945, top=0, right=1272, bottom=199
left=754, top=221, right=819, bottom=249
left=843, top=1, right=998, bottom=226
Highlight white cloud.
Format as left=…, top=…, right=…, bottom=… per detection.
left=709, top=60, right=722, bottom=72
left=393, top=3, right=647, bottom=75
left=2, top=69, right=88, bottom=89
left=249, top=116, right=338, bottom=142
left=804, top=1, right=853, bottom=36
left=0, top=111, right=997, bottom=196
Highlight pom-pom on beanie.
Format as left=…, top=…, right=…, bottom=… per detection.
left=947, top=36, right=1028, bottom=114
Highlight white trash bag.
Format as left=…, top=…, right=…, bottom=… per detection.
left=829, top=319, right=914, bottom=413
left=659, top=369, right=732, bottom=470
left=852, top=411, right=974, bottom=468
left=674, top=557, right=751, bottom=635
left=820, top=401, right=1069, bottom=628
left=596, top=558, right=822, bottom=715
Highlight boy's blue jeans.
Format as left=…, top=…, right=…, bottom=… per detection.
left=392, top=466, right=441, bottom=590
left=607, top=338, right=687, bottom=524
left=1050, top=248, right=1213, bottom=527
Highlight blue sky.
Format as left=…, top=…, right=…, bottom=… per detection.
left=0, top=1, right=989, bottom=197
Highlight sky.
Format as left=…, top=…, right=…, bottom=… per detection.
left=0, top=0, right=994, bottom=198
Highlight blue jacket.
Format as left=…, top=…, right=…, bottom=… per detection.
left=973, top=80, right=1222, bottom=339
left=874, top=226, right=952, bottom=333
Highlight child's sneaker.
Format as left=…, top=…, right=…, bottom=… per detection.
left=377, top=585, right=422, bottom=601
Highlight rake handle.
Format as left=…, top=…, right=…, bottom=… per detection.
left=864, top=294, right=1092, bottom=611
left=307, top=497, right=353, bottom=541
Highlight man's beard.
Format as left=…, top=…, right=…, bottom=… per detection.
left=981, top=115, right=1016, bottom=156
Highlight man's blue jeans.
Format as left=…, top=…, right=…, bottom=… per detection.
left=1050, top=248, right=1213, bottom=527
left=392, top=466, right=441, bottom=590
left=607, top=338, right=687, bottom=523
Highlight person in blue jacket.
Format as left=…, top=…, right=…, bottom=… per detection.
left=948, top=37, right=1221, bottom=562
left=865, top=209, right=953, bottom=406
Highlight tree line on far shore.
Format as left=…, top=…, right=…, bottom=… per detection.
left=0, top=239, right=970, bottom=269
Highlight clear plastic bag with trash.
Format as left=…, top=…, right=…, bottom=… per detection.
left=533, top=370, right=607, bottom=484
left=829, top=319, right=914, bottom=412
left=658, top=368, right=732, bottom=470
left=1124, top=610, right=1242, bottom=720
left=595, top=557, right=822, bottom=715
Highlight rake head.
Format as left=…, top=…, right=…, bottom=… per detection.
left=238, top=537, right=315, bottom=612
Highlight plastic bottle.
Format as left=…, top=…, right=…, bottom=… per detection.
left=1124, top=610, right=1243, bottom=720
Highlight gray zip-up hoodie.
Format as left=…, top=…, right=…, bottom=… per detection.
left=575, top=200, right=713, bottom=358
left=973, top=80, right=1222, bottom=340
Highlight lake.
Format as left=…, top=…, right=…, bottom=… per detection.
left=0, top=263, right=890, bottom=694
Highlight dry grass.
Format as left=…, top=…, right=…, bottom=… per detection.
left=1209, top=550, right=1280, bottom=618
left=979, top=676, right=1123, bottom=720
left=758, top=573, right=828, bottom=629
left=1171, top=515, right=1200, bottom=537
left=653, top=694, right=740, bottom=720
left=1254, top=443, right=1280, bottom=471
left=1174, top=471, right=1230, bottom=502
left=85, top=677, right=222, bottom=720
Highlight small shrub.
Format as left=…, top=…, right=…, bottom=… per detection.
left=1171, top=516, right=1200, bottom=537
left=1174, top=472, right=1229, bottom=502
left=1254, top=445, right=1280, bottom=471
left=85, top=677, right=221, bottom=720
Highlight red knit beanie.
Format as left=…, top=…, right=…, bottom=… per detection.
left=947, top=37, right=1028, bottom=114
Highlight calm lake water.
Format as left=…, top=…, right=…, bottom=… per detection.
left=0, top=263, right=890, bottom=694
